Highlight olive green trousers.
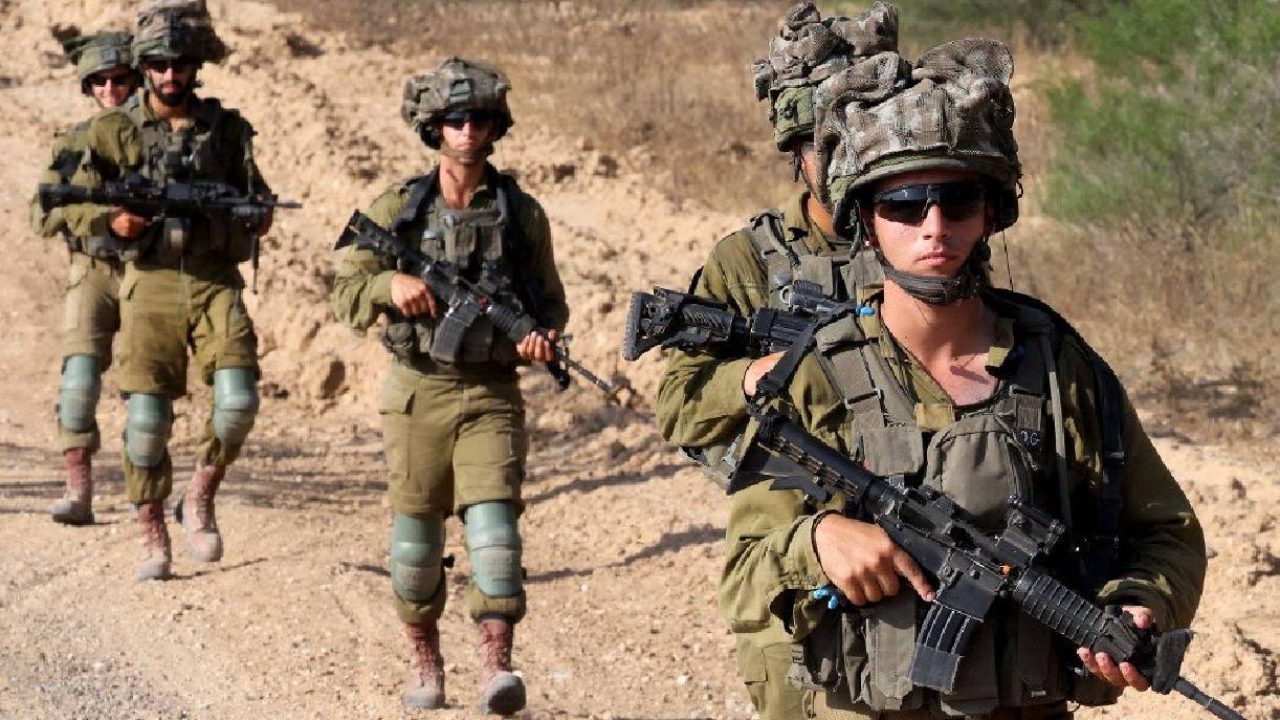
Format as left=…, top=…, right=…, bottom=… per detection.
left=118, top=264, right=257, bottom=503
left=380, top=363, right=527, bottom=625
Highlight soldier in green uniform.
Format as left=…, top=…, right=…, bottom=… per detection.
left=63, top=0, right=272, bottom=582
left=656, top=3, right=891, bottom=717
left=30, top=31, right=140, bottom=527
left=705, top=18, right=1207, bottom=720
left=331, top=57, right=568, bottom=715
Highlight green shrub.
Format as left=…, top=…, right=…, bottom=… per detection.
left=1043, top=0, right=1280, bottom=239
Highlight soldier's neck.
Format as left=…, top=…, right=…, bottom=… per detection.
left=438, top=157, right=486, bottom=210
left=806, top=193, right=835, bottom=236
left=880, top=282, right=995, bottom=370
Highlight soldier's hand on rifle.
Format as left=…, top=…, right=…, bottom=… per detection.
left=390, top=273, right=440, bottom=318
left=813, top=513, right=935, bottom=606
left=743, top=352, right=785, bottom=397
left=517, top=329, right=557, bottom=363
left=1077, top=605, right=1155, bottom=692
left=108, top=207, right=148, bottom=239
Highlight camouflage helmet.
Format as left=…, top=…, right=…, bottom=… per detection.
left=816, top=37, right=1022, bottom=232
left=132, top=0, right=228, bottom=64
left=59, top=31, right=136, bottom=85
left=401, top=57, right=514, bottom=149
left=753, top=1, right=898, bottom=151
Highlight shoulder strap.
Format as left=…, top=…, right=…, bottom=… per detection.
left=488, top=167, right=545, bottom=321
left=744, top=210, right=797, bottom=303
left=392, top=169, right=439, bottom=234
left=987, top=288, right=1126, bottom=589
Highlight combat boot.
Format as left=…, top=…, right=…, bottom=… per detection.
left=136, top=500, right=172, bottom=581
left=476, top=615, right=525, bottom=715
left=403, top=621, right=446, bottom=709
left=50, top=448, right=94, bottom=525
left=175, top=462, right=225, bottom=562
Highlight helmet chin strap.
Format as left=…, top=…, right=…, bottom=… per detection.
left=875, top=239, right=992, bottom=306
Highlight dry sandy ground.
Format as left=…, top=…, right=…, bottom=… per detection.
left=0, top=1, right=1275, bottom=719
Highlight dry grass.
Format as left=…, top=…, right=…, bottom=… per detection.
left=270, top=0, right=795, bottom=214
left=1016, top=219, right=1280, bottom=452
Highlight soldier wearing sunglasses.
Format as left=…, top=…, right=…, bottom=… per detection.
left=30, top=30, right=140, bottom=529
left=656, top=4, right=893, bottom=718
left=59, top=0, right=274, bottom=583
left=715, top=14, right=1207, bottom=720
left=331, top=57, right=568, bottom=715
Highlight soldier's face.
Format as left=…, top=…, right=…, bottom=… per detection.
left=143, top=58, right=198, bottom=106
left=864, top=169, right=991, bottom=277
left=439, top=113, right=495, bottom=156
left=88, top=68, right=137, bottom=109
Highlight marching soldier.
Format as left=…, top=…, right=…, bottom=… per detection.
left=63, top=0, right=273, bottom=582
left=331, top=57, right=568, bottom=715
left=714, top=9, right=1207, bottom=719
left=31, top=30, right=140, bottom=527
left=656, top=3, right=891, bottom=716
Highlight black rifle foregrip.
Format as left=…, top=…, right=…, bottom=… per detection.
left=1013, top=568, right=1140, bottom=657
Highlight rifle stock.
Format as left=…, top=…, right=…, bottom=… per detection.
left=621, top=285, right=869, bottom=362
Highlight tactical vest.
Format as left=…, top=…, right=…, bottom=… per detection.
left=684, top=209, right=884, bottom=487
left=50, top=121, right=121, bottom=261
left=380, top=168, right=535, bottom=368
left=126, top=95, right=257, bottom=265
left=789, top=291, right=1125, bottom=715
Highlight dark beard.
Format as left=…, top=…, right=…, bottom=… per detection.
left=153, top=80, right=193, bottom=107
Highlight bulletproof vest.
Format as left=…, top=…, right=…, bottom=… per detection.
left=747, top=208, right=883, bottom=307
left=50, top=121, right=120, bottom=261
left=380, top=169, right=532, bottom=368
left=685, top=209, right=883, bottom=488
left=126, top=95, right=254, bottom=264
left=791, top=297, right=1082, bottom=716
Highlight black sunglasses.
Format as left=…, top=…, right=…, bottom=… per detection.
left=873, top=181, right=987, bottom=225
left=143, top=58, right=196, bottom=73
left=88, top=72, right=135, bottom=88
left=440, top=110, right=495, bottom=129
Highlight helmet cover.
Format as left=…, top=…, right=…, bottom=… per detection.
left=815, top=37, right=1022, bottom=232
left=753, top=1, right=899, bottom=150
left=401, top=57, right=514, bottom=149
left=132, top=0, right=227, bottom=64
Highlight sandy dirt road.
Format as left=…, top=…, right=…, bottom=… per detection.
left=0, top=1, right=1275, bottom=719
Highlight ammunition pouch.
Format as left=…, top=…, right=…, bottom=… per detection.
left=65, top=235, right=122, bottom=262
left=220, top=205, right=261, bottom=263
left=381, top=319, right=418, bottom=363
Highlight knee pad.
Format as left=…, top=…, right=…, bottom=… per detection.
left=390, top=512, right=445, bottom=604
left=212, top=367, right=259, bottom=446
left=125, top=393, right=172, bottom=468
left=58, top=355, right=101, bottom=433
left=464, top=501, right=522, bottom=598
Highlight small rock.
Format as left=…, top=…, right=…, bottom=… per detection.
left=552, top=163, right=576, bottom=182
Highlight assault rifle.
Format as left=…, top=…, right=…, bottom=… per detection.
left=38, top=175, right=301, bottom=291
left=335, top=210, right=626, bottom=401
left=622, top=283, right=870, bottom=362
left=729, top=402, right=1247, bottom=720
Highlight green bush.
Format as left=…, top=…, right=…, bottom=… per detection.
left=1042, top=0, right=1280, bottom=242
